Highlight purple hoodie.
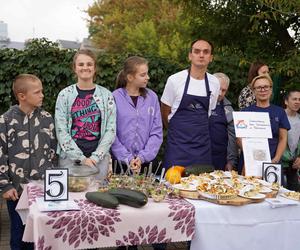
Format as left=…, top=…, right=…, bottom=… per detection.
left=111, top=88, right=163, bottom=164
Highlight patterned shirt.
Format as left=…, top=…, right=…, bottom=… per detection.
left=71, top=87, right=101, bottom=157
left=238, top=85, right=256, bottom=110
left=0, top=106, right=57, bottom=194
left=55, top=84, right=116, bottom=163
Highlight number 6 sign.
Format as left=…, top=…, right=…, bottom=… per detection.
left=44, top=169, right=69, bottom=201
left=262, top=163, right=282, bottom=185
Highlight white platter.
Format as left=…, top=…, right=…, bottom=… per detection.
left=173, top=183, right=197, bottom=191
left=198, top=191, right=237, bottom=200
left=238, top=192, right=266, bottom=200
left=259, top=186, right=273, bottom=193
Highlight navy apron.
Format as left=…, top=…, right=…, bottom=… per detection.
left=209, top=100, right=228, bottom=170
left=163, top=69, right=212, bottom=169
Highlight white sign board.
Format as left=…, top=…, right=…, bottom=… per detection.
left=233, top=112, right=272, bottom=138
left=44, top=169, right=68, bottom=201
left=242, top=138, right=271, bottom=177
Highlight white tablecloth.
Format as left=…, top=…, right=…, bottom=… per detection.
left=188, top=199, right=300, bottom=250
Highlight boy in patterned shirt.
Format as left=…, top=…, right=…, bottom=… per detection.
left=0, top=74, right=57, bottom=250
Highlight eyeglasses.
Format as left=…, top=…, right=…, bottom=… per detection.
left=254, top=85, right=272, bottom=91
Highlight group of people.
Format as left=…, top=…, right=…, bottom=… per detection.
left=0, top=38, right=299, bottom=250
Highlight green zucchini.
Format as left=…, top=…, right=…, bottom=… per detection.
left=183, top=164, right=214, bottom=177
left=108, top=188, right=148, bottom=208
left=85, top=191, right=119, bottom=209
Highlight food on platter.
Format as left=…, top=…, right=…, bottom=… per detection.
left=173, top=183, right=197, bottom=191
left=239, top=185, right=266, bottom=200
left=271, top=182, right=280, bottom=191
left=198, top=182, right=238, bottom=199
left=258, top=186, right=272, bottom=193
left=281, top=192, right=300, bottom=201
left=230, top=170, right=239, bottom=178
left=227, top=178, right=245, bottom=190
left=210, top=170, right=226, bottom=179
left=199, top=172, right=214, bottom=180
left=244, top=176, right=258, bottom=182
left=239, top=192, right=266, bottom=200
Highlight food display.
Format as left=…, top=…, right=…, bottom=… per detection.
left=105, top=174, right=172, bottom=203
left=281, top=191, right=300, bottom=201
left=198, top=181, right=238, bottom=200
left=172, top=170, right=280, bottom=202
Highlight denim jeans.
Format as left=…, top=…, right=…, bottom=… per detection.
left=7, top=200, right=34, bottom=250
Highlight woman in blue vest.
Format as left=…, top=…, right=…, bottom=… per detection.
left=238, top=74, right=290, bottom=174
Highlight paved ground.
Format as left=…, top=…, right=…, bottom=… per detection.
left=0, top=197, right=188, bottom=250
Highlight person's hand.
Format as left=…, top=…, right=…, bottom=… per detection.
left=2, top=188, right=19, bottom=201
left=225, top=162, right=233, bottom=171
left=83, top=158, right=96, bottom=167
left=271, top=157, right=280, bottom=164
left=292, top=157, right=300, bottom=169
left=130, top=157, right=142, bottom=173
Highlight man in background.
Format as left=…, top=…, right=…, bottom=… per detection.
left=210, top=72, right=239, bottom=170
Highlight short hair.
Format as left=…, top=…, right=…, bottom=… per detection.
left=13, top=74, right=41, bottom=99
left=250, top=74, right=273, bottom=90
left=190, top=38, right=214, bottom=54
left=247, top=61, right=268, bottom=84
left=213, top=72, right=230, bottom=86
left=284, top=89, right=300, bottom=101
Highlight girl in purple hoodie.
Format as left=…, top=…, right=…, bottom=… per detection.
left=111, top=56, right=163, bottom=174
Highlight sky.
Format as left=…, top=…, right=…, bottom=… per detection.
left=0, top=0, right=96, bottom=42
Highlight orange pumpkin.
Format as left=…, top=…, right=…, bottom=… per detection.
left=165, top=167, right=182, bottom=184
left=174, top=166, right=185, bottom=175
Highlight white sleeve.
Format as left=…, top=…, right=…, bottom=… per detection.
left=208, top=78, right=220, bottom=116
left=161, top=76, right=176, bottom=107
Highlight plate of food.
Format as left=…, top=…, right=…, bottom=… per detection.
left=238, top=185, right=266, bottom=200
left=197, top=182, right=238, bottom=200
left=280, top=192, right=300, bottom=201
left=258, top=186, right=273, bottom=193
left=173, top=183, right=197, bottom=191
left=239, top=191, right=266, bottom=200
left=270, top=182, right=280, bottom=191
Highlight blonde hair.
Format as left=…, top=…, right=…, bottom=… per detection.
left=13, top=74, right=41, bottom=100
left=250, top=74, right=272, bottom=90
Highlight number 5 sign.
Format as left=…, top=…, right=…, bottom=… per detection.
left=44, top=169, right=69, bottom=201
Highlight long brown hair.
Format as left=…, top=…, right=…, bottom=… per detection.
left=116, top=56, right=148, bottom=97
left=247, top=61, right=267, bottom=84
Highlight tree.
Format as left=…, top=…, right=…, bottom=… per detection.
left=182, top=0, right=300, bottom=93
left=87, top=0, right=192, bottom=63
